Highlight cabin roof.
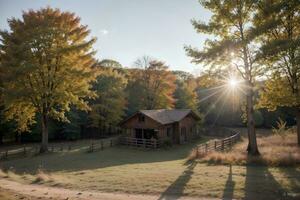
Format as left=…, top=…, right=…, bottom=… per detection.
left=118, top=109, right=199, bottom=126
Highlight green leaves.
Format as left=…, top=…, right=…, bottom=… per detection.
left=88, top=64, right=127, bottom=128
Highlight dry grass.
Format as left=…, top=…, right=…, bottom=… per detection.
left=1, top=134, right=299, bottom=199
left=199, top=131, right=300, bottom=166
left=33, top=169, right=53, bottom=183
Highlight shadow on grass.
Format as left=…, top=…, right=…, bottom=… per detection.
left=244, top=156, right=298, bottom=200
left=279, top=167, right=300, bottom=198
left=157, top=161, right=197, bottom=200
left=222, top=164, right=235, bottom=200
left=0, top=138, right=203, bottom=174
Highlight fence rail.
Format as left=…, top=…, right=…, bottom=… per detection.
left=194, top=131, right=241, bottom=157
left=120, top=137, right=160, bottom=149
left=0, top=137, right=120, bottom=160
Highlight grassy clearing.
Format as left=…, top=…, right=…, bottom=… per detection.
left=0, top=133, right=299, bottom=200
left=201, top=129, right=300, bottom=166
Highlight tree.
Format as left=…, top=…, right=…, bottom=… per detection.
left=98, top=59, right=122, bottom=69
left=254, top=0, right=300, bottom=145
left=173, top=73, right=198, bottom=111
left=128, top=56, right=176, bottom=110
left=185, top=0, right=261, bottom=155
left=0, top=8, right=96, bottom=152
left=89, top=64, right=127, bottom=134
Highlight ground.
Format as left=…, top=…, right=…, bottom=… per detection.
left=0, top=129, right=299, bottom=200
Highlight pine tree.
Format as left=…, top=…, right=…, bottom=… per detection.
left=185, top=0, right=261, bottom=155
left=255, top=0, right=300, bottom=145
left=0, top=8, right=97, bottom=152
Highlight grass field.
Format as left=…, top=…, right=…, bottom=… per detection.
left=0, top=131, right=300, bottom=200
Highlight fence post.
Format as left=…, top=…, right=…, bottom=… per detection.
left=101, top=141, right=104, bottom=150
left=205, top=143, right=208, bottom=153
left=196, top=146, right=199, bottom=158
left=90, top=142, right=94, bottom=152
left=23, top=145, right=26, bottom=155
left=221, top=140, right=224, bottom=151
left=5, top=150, right=8, bottom=159
left=214, top=140, right=217, bottom=150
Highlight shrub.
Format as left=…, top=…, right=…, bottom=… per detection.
left=272, top=118, right=288, bottom=140
left=161, top=139, right=173, bottom=149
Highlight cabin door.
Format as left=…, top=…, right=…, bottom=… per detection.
left=181, top=127, right=187, bottom=142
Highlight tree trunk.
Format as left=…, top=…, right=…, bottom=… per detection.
left=40, top=114, right=49, bottom=153
left=296, top=109, right=300, bottom=146
left=0, top=132, right=3, bottom=145
left=246, top=90, right=260, bottom=155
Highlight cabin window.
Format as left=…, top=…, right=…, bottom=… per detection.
left=138, top=115, right=145, bottom=122
left=166, top=128, right=171, bottom=137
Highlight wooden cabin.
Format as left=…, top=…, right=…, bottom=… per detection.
left=120, top=109, right=200, bottom=147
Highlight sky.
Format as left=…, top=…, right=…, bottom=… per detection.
left=0, top=0, right=211, bottom=73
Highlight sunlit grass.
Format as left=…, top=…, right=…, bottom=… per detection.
left=0, top=134, right=299, bottom=199
left=200, top=130, right=300, bottom=166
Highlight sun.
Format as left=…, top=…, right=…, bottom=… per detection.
left=228, top=78, right=238, bottom=88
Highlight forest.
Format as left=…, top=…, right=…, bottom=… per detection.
left=0, top=56, right=296, bottom=144
left=0, top=0, right=299, bottom=155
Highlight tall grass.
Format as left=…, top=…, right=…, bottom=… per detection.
left=192, top=131, right=300, bottom=166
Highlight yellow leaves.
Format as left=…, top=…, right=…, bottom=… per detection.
left=0, top=7, right=97, bottom=132
left=258, top=76, right=299, bottom=111
left=4, top=102, right=37, bottom=132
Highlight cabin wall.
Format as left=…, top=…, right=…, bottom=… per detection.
left=178, top=114, right=197, bottom=144
left=157, top=124, right=173, bottom=141
left=122, top=114, right=161, bottom=129
left=121, top=112, right=199, bottom=144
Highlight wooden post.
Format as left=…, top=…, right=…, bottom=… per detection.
left=91, top=142, right=94, bottom=152
left=221, top=140, right=224, bottom=151
left=214, top=140, right=217, bottom=150
left=101, top=141, right=104, bottom=150
left=23, top=145, right=26, bottom=155
left=5, top=150, right=8, bottom=159
left=205, top=143, right=208, bottom=153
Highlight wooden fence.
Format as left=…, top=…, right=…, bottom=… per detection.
left=194, top=131, right=241, bottom=157
left=0, top=137, right=120, bottom=160
left=120, top=137, right=160, bottom=149
left=87, top=137, right=119, bottom=152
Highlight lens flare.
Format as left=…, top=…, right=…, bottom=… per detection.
left=229, top=78, right=238, bottom=88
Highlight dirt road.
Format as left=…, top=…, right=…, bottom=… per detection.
left=0, top=178, right=219, bottom=200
